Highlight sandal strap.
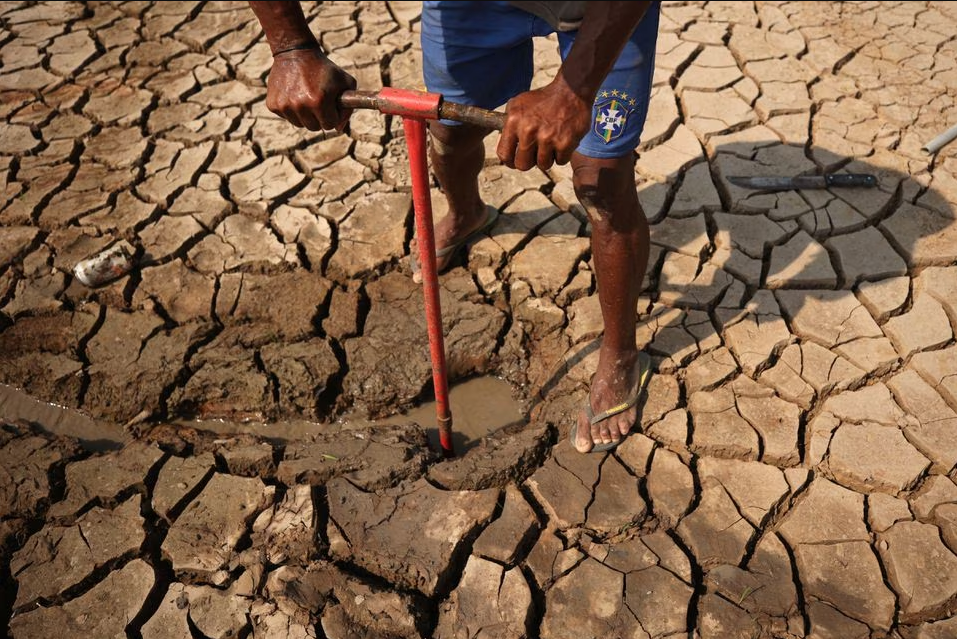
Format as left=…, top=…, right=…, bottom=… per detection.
left=585, top=353, right=652, bottom=425
left=432, top=205, right=499, bottom=258
left=587, top=397, right=639, bottom=425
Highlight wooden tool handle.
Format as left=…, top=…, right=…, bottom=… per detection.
left=340, top=90, right=506, bottom=130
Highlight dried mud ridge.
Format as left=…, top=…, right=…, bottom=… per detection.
left=3, top=0, right=957, bottom=637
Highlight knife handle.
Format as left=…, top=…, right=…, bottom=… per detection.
left=825, top=173, right=877, bottom=188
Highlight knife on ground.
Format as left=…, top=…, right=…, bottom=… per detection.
left=727, top=173, right=878, bottom=191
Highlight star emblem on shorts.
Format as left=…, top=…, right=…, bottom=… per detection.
left=593, top=93, right=633, bottom=144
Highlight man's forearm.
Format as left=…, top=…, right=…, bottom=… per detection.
left=249, top=1, right=319, bottom=54
left=559, top=1, right=652, bottom=101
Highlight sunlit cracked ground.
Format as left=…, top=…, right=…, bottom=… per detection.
left=2, top=1, right=957, bottom=638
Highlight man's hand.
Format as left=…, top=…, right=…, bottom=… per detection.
left=265, top=47, right=357, bottom=131
left=497, top=75, right=591, bottom=172
left=497, top=1, right=652, bottom=173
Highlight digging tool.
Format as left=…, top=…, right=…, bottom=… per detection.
left=339, top=88, right=505, bottom=458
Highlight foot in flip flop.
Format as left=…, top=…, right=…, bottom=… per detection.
left=570, top=351, right=652, bottom=454
left=411, top=203, right=499, bottom=283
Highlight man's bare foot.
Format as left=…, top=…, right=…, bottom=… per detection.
left=573, top=350, right=647, bottom=453
left=411, top=202, right=495, bottom=282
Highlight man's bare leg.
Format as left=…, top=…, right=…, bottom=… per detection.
left=571, top=152, right=650, bottom=452
left=428, top=127, right=649, bottom=451
left=412, top=122, right=492, bottom=277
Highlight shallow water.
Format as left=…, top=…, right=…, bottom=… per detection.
left=0, top=375, right=525, bottom=455
left=0, top=383, right=130, bottom=451
left=396, top=375, right=527, bottom=452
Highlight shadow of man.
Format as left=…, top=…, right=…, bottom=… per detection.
left=519, top=133, right=957, bottom=637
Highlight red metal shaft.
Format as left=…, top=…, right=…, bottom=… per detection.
left=402, top=116, right=454, bottom=458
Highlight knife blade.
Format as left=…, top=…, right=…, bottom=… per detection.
left=727, top=173, right=878, bottom=191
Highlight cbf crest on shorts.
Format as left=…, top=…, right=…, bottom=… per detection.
left=593, top=90, right=635, bottom=144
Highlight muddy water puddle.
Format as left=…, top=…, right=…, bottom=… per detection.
left=386, top=376, right=527, bottom=452
left=1, top=376, right=525, bottom=455
left=0, top=384, right=130, bottom=451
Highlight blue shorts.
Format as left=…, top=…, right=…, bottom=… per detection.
left=421, top=1, right=660, bottom=159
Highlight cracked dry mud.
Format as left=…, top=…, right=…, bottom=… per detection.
left=2, top=1, right=957, bottom=638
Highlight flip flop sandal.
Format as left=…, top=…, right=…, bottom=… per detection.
left=570, top=351, right=653, bottom=454
left=411, top=204, right=500, bottom=281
